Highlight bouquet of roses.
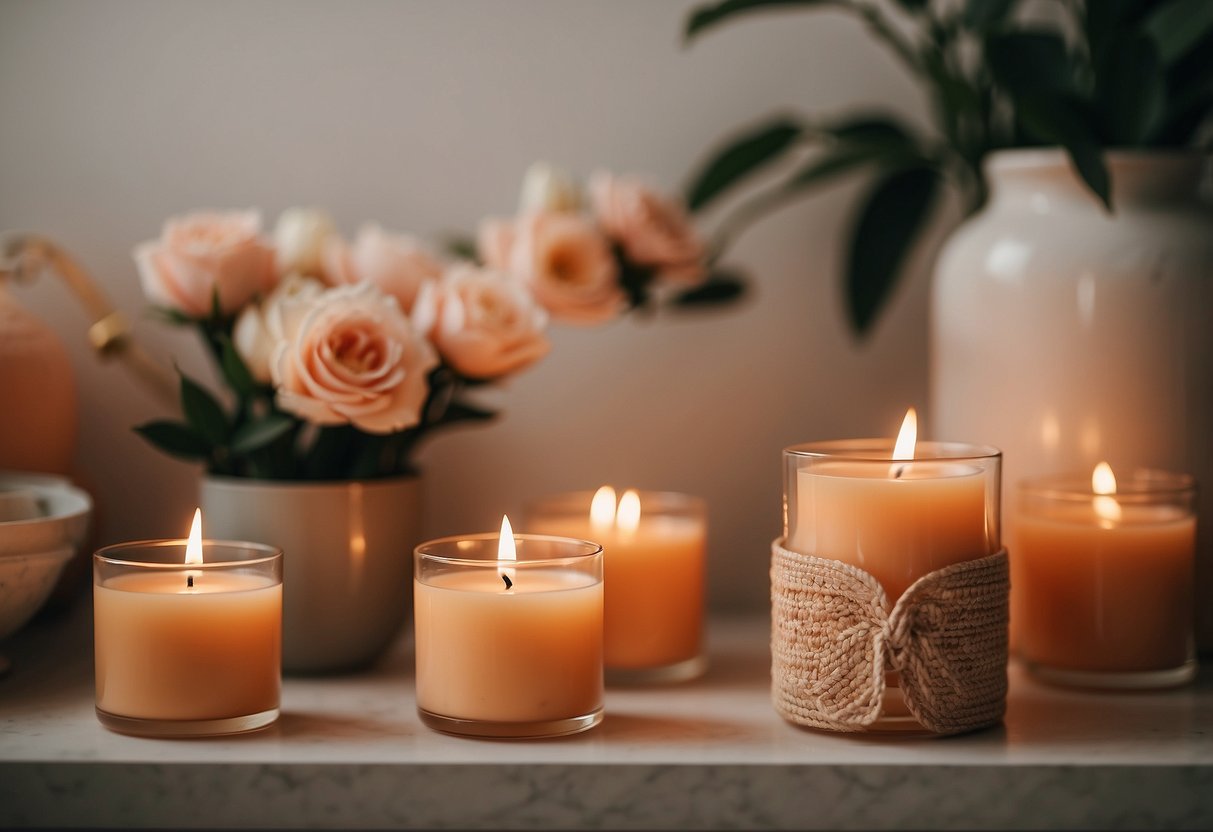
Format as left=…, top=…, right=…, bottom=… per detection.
left=133, top=163, right=744, bottom=480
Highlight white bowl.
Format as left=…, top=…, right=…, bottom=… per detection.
left=0, top=472, right=93, bottom=641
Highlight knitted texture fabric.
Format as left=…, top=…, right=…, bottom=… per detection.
left=771, top=539, right=1009, bottom=735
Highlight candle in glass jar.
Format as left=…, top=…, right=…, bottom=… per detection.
left=93, top=509, right=282, bottom=737
left=413, top=517, right=604, bottom=738
left=1015, top=463, right=1196, bottom=686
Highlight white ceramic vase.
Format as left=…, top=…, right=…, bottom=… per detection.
left=200, top=475, right=422, bottom=674
left=930, top=149, right=1213, bottom=653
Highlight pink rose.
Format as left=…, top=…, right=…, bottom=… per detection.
left=413, top=264, right=550, bottom=380
left=271, top=282, right=438, bottom=434
left=323, top=224, right=444, bottom=313
left=232, top=274, right=326, bottom=383
left=589, top=172, right=707, bottom=285
left=134, top=210, right=277, bottom=317
left=506, top=211, right=625, bottom=325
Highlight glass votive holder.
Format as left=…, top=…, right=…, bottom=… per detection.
left=93, top=540, right=282, bottom=738
left=776, top=437, right=1006, bottom=735
left=414, top=532, right=604, bottom=738
left=1014, top=467, right=1197, bottom=690
left=525, top=488, right=708, bottom=684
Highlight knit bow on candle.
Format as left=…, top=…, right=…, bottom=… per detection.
left=770, top=539, right=1009, bottom=735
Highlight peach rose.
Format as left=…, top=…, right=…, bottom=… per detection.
left=476, top=218, right=515, bottom=272
left=134, top=210, right=277, bottom=317
left=323, top=224, right=444, bottom=312
left=413, top=264, right=550, bottom=380
left=589, top=172, right=707, bottom=285
left=271, top=282, right=438, bottom=434
left=233, top=274, right=326, bottom=383
left=273, top=207, right=336, bottom=279
left=506, top=211, right=625, bottom=324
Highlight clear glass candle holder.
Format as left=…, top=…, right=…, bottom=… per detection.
left=414, top=533, right=604, bottom=738
left=93, top=540, right=282, bottom=738
left=1014, top=468, right=1197, bottom=690
left=525, top=489, right=707, bottom=684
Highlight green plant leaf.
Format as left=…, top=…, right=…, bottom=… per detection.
left=893, top=0, right=929, bottom=12
left=672, top=271, right=748, bottom=307
left=179, top=372, right=231, bottom=446
left=964, top=0, right=1017, bottom=30
left=1015, top=95, right=1112, bottom=210
left=230, top=414, right=294, bottom=455
left=685, top=0, right=840, bottom=42
left=133, top=420, right=212, bottom=462
left=1095, top=32, right=1166, bottom=145
left=685, top=116, right=802, bottom=211
left=821, top=115, right=915, bottom=147
left=986, top=30, right=1079, bottom=98
left=218, top=335, right=257, bottom=397
left=845, top=165, right=941, bottom=336
left=148, top=306, right=195, bottom=326
left=1145, top=0, right=1213, bottom=66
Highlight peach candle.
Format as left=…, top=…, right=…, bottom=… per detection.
left=93, top=510, right=282, bottom=738
left=527, top=488, right=707, bottom=682
left=413, top=517, right=604, bottom=738
left=784, top=409, right=1001, bottom=600
left=1015, top=464, right=1196, bottom=689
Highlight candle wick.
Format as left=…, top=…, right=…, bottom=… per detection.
left=501, top=573, right=513, bottom=590
left=893, top=464, right=906, bottom=480
left=187, top=575, right=194, bottom=589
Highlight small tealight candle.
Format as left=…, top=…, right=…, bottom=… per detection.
left=526, top=488, right=707, bottom=683
left=93, top=509, right=282, bottom=737
left=413, top=517, right=604, bottom=738
left=1014, top=463, right=1197, bottom=689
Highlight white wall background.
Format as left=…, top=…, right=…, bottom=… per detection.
left=0, top=0, right=943, bottom=611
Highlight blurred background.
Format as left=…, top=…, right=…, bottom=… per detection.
left=0, top=0, right=944, bottom=612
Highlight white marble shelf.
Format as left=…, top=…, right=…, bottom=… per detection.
left=1, top=601, right=1211, bottom=831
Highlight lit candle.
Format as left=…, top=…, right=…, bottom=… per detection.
left=527, top=488, right=706, bottom=681
left=413, top=517, right=604, bottom=738
left=785, top=409, right=1000, bottom=600
left=93, top=509, right=282, bottom=737
left=1014, top=463, right=1197, bottom=687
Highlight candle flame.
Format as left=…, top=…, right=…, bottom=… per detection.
left=498, top=515, right=517, bottom=588
left=590, top=485, right=617, bottom=531
left=617, top=489, right=641, bottom=534
left=893, top=408, right=918, bottom=461
left=185, top=508, right=204, bottom=565
left=1092, top=462, right=1122, bottom=524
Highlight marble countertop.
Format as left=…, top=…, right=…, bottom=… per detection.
left=1, top=601, right=1211, bottom=831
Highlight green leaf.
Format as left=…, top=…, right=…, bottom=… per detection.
left=685, top=0, right=839, bottom=42
left=1095, top=32, right=1166, bottom=145
left=963, top=0, right=1017, bottom=30
left=1145, top=0, right=1213, bottom=66
left=444, top=235, right=479, bottom=262
left=229, top=414, right=294, bottom=455
left=179, top=372, right=230, bottom=446
left=672, top=272, right=747, bottom=307
left=441, top=399, right=498, bottom=424
left=821, top=115, right=915, bottom=146
left=986, top=31, right=1079, bottom=98
left=685, top=116, right=802, bottom=211
left=148, top=306, right=195, bottom=326
left=845, top=165, right=941, bottom=336
left=219, top=335, right=257, bottom=397
left=134, top=420, right=212, bottom=462
left=893, top=0, right=929, bottom=12
left=1015, top=95, right=1112, bottom=210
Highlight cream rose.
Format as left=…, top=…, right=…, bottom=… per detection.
left=271, top=282, right=438, bottom=434
left=506, top=211, right=624, bottom=324
left=589, top=172, right=707, bottom=285
left=413, top=264, right=550, bottom=380
left=273, top=208, right=336, bottom=279
left=134, top=210, right=277, bottom=317
left=324, top=224, right=444, bottom=312
left=233, top=274, right=326, bottom=383
left=517, top=161, right=582, bottom=214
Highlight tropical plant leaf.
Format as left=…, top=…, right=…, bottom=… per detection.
left=133, top=420, right=212, bottom=462
left=230, top=414, right=294, bottom=455
left=986, top=30, right=1079, bottom=98
left=964, top=0, right=1017, bottom=30
left=179, top=372, right=230, bottom=446
left=685, top=116, right=802, bottom=211
left=820, top=114, right=916, bottom=147
left=1145, top=0, right=1213, bottom=66
left=1095, top=32, right=1166, bottom=145
left=672, top=271, right=747, bottom=307
left=685, top=0, right=839, bottom=42
left=1015, top=95, right=1112, bottom=210
left=845, top=165, right=941, bottom=336
left=219, top=334, right=257, bottom=397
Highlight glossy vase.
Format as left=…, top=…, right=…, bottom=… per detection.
left=930, top=149, right=1213, bottom=654
left=200, top=475, right=422, bottom=674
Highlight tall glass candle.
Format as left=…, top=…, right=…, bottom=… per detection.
left=93, top=513, right=282, bottom=738
left=1015, top=464, right=1196, bottom=689
left=526, top=488, right=707, bottom=683
left=413, top=519, right=604, bottom=738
